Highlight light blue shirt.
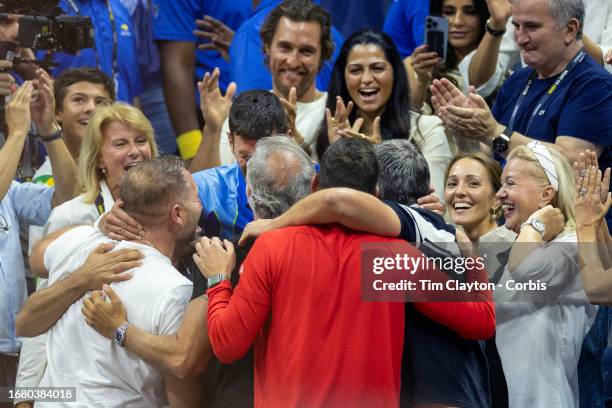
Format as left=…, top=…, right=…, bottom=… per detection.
left=0, top=182, right=53, bottom=353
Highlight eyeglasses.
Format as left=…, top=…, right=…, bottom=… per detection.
left=0, top=214, right=8, bottom=232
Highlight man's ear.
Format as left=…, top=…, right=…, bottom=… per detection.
left=310, top=173, right=319, bottom=192
left=246, top=183, right=251, bottom=198
left=170, top=203, right=184, bottom=227
left=228, top=133, right=235, bottom=149
left=373, top=185, right=380, bottom=198
left=564, top=18, right=580, bottom=45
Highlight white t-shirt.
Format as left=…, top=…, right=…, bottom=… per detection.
left=16, top=181, right=116, bottom=397
left=219, top=91, right=328, bottom=164
left=495, top=231, right=597, bottom=408
left=37, top=226, right=192, bottom=408
left=411, top=111, right=452, bottom=200
left=42, top=180, right=114, bottom=237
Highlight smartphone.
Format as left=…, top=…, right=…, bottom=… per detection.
left=424, top=15, right=448, bottom=64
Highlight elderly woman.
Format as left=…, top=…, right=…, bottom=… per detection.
left=494, top=142, right=597, bottom=407
left=43, top=103, right=158, bottom=234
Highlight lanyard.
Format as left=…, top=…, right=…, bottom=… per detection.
left=95, top=191, right=106, bottom=216
left=507, top=49, right=586, bottom=134
left=64, top=0, right=119, bottom=89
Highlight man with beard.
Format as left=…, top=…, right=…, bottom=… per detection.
left=24, top=157, right=200, bottom=407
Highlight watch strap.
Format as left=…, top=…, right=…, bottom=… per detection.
left=486, top=19, right=506, bottom=37
left=207, top=274, right=229, bottom=289
left=520, top=218, right=545, bottom=237
left=113, top=322, right=129, bottom=347
left=34, top=128, right=63, bottom=142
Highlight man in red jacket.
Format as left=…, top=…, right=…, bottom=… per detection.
left=195, top=137, right=494, bottom=407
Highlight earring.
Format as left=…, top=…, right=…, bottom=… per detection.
left=101, top=168, right=106, bottom=174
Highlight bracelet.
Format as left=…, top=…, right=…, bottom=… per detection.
left=177, top=129, right=203, bottom=160
left=485, top=18, right=506, bottom=37
left=33, top=128, right=63, bottom=142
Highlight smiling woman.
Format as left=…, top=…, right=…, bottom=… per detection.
left=42, top=103, right=159, bottom=236
left=493, top=143, right=597, bottom=407
left=444, top=152, right=502, bottom=244
left=317, top=29, right=452, bottom=196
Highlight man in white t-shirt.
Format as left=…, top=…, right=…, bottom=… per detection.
left=191, top=0, right=332, bottom=170
left=26, top=157, right=201, bottom=407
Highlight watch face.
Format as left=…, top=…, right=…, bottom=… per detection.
left=492, top=136, right=508, bottom=153
left=533, top=219, right=545, bottom=232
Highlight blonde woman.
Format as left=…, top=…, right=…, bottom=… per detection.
left=43, top=103, right=158, bottom=234
left=14, top=103, right=157, bottom=408
left=494, top=142, right=597, bottom=407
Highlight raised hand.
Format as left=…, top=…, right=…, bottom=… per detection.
left=576, top=166, right=612, bottom=229
left=197, top=67, right=236, bottom=131
left=30, top=69, right=58, bottom=136
left=338, top=116, right=382, bottom=144
left=279, top=87, right=306, bottom=147
left=194, top=15, right=234, bottom=61
left=6, top=81, right=33, bottom=138
left=325, top=95, right=354, bottom=144
left=573, top=149, right=610, bottom=205
left=439, top=90, right=503, bottom=143
left=409, top=45, right=440, bottom=84
left=485, top=0, right=512, bottom=30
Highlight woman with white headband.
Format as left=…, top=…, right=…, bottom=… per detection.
left=493, top=141, right=597, bottom=407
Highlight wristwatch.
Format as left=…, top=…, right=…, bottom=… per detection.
left=34, top=128, right=63, bottom=142
left=492, top=126, right=513, bottom=153
left=486, top=18, right=506, bottom=37
left=520, top=217, right=546, bottom=238
left=113, top=322, right=130, bottom=347
left=207, top=274, right=229, bottom=289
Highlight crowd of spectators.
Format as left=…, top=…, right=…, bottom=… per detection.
left=1, top=0, right=612, bottom=407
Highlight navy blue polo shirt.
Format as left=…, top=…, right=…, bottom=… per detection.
left=492, top=53, right=612, bottom=228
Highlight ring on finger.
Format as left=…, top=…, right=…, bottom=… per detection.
left=580, top=188, right=588, bottom=197
left=330, top=117, right=338, bottom=127
left=579, top=170, right=586, bottom=177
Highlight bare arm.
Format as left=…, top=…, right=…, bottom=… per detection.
left=189, top=68, right=235, bottom=172
left=158, top=41, right=201, bottom=159
left=82, top=287, right=213, bottom=379
left=576, top=165, right=612, bottom=304
left=583, top=34, right=604, bottom=65
left=239, top=188, right=401, bottom=245
left=31, top=68, right=77, bottom=206
left=467, top=0, right=512, bottom=88
left=18, top=239, right=141, bottom=337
